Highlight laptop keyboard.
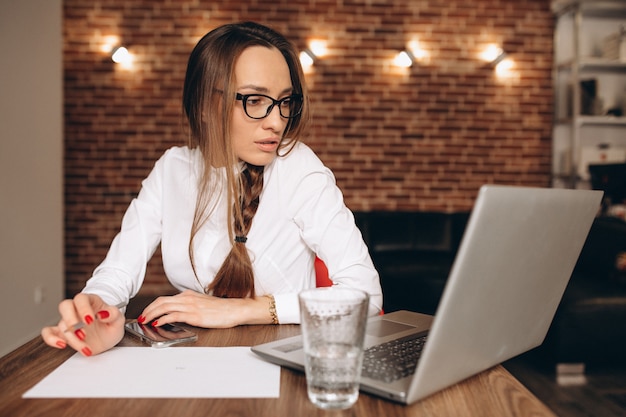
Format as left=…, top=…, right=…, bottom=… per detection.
left=361, top=334, right=428, bottom=383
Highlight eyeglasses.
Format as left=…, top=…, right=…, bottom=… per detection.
left=235, top=93, right=303, bottom=120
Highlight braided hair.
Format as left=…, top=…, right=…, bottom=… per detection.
left=207, top=164, right=264, bottom=297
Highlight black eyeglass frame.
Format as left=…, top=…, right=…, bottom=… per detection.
left=235, top=93, right=303, bottom=120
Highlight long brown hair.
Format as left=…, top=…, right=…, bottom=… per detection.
left=182, top=22, right=310, bottom=298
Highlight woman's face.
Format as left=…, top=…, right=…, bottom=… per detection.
left=231, top=46, right=293, bottom=166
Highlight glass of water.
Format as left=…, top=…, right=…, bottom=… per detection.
left=299, top=287, right=370, bottom=410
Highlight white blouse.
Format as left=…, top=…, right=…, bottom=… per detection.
left=83, top=142, right=383, bottom=323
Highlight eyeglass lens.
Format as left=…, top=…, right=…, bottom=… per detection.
left=237, top=94, right=302, bottom=119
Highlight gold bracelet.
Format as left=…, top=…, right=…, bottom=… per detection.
left=265, top=294, right=279, bottom=325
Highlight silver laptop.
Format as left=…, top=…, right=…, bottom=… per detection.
left=252, top=185, right=602, bottom=404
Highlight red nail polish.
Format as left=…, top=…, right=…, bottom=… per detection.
left=75, top=329, right=86, bottom=341
left=97, top=310, right=110, bottom=320
left=56, top=340, right=67, bottom=349
left=82, top=347, right=92, bottom=357
left=137, top=315, right=145, bottom=324
left=151, top=320, right=158, bottom=327
left=84, top=315, right=94, bottom=325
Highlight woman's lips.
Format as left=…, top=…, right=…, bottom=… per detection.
left=255, top=139, right=279, bottom=152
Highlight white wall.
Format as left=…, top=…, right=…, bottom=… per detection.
left=0, top=0, right=64, bottom=357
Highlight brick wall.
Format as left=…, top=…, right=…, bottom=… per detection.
left=63, top=0, right=554, bottom=296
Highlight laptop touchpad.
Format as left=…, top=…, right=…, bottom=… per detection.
left=367, top=320, right=416, bottom=338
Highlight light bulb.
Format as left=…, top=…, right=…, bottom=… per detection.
left=394, top=51, right=413, bottom=68
left=111, top=46, right=134, bottom=69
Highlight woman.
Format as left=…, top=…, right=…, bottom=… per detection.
left=42, top=22, right=383, bottom=357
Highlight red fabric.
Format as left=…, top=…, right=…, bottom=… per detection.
left=314, top=256, right=332, bottom=287
left=314, top=256, right=383, bottom=314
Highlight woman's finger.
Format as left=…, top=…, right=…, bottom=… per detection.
left=41, top=325, right=68, bottom=349
left=140, top=295, right=183, bottom=324
left=57, top=298, right=84, bottom=339
left=96, top=303, right=123, bottom=324
left=71, top=293, right=98, bottom=329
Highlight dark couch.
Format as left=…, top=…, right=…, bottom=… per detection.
left=354, top=211, right=468, bottom=315
left=353, top=211, right=626, bottom=368
left=542, top=216, right=626, bottom=367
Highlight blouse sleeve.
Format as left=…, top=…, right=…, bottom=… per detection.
left=281, top=147, right=383, bottom=319
left=81, top=151, right=166, bottom=308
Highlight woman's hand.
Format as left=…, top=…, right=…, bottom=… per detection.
left=41, top=293, right=125, bottom=357
left=138, top=290, right=272, bottom=329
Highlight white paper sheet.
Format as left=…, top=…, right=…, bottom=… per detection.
left=23, top=346, right=280, bottom=398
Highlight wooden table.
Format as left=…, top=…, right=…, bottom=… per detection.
left=0, top=324, right=556, bottom=417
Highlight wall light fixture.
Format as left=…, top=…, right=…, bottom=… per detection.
left=394, top=50, right=416, bottom=68
left=111, top=46, right=132, bottom=65
left=299, top=48, right=316, bottom=69
left=99, top=35, right=134, bottom=69
left=495, top=57, right=516, bottom=79
left=480, top=44, right=507, bottom=66
left=299, top=40, right=328, bottom=71
left=491, top=50, right=507, bottom=66
left=394, top=40, right=428, bottom=68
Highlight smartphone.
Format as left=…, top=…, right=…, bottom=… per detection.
left=124, top=320, right=198, bottom=348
